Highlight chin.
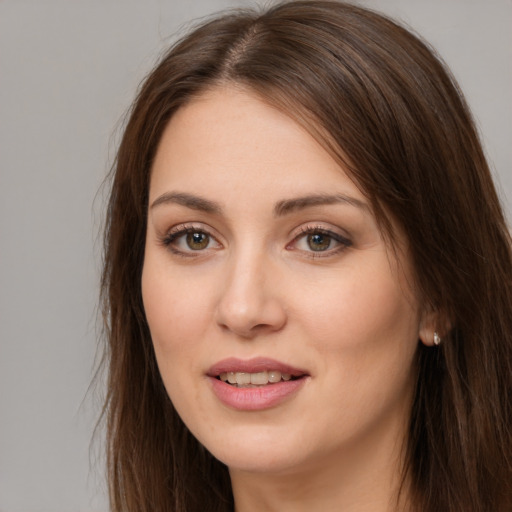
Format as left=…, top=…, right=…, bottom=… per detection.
left=216, top=448, right=305, bottom=475
left=197, top=425, right=318, bottom=475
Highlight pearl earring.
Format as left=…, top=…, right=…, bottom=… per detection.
left=433, top=331, right=442, bottom=346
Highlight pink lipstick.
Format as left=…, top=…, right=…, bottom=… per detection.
left=207, top=357, right=309, bottom=411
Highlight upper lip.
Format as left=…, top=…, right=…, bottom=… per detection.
left=207, top=357, right=308, bottom=377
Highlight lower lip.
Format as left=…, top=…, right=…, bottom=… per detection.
left=209, top=376, right=307, bottom=411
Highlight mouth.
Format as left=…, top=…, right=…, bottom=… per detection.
left=208, top=357, right=308, bottom=388
left=207, top=358, right=309, bottom=411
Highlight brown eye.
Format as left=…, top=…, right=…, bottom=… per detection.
left=307, top=233, right=332, bottom=251
left=289, top=227, right=352, bottom=257
left=162, top=225, right=222, bottom=256
left=186, top=231, right=210, bottom=250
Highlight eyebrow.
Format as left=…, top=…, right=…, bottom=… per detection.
left=274, top=193, right=369, bottom=216
left=150, top=192, right=222, bottom=214
left=150, top=191, right=368, bottom=216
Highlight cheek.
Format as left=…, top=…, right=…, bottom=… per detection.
left=141, top=259, right=211, bottom=368
left=141, top=261, right=212, bottom=430
left=297, top=260, right=420, bottom=401
left=301, top=259, right=419, bottom=347
left=293, top=269, right=419, bottom=446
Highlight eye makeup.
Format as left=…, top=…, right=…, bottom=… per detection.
left=287, top=224, right=353, bottom=259
left=157, top=220, right=353, bottom=261
left=158, top=223, right=222, bottom=258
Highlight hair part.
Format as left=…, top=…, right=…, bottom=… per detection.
left=100, top=2, right=512, bottom=510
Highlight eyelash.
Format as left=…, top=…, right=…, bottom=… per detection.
left=159, top=223, right=352, bottom=258
left=288, top=225, right=352, bottom=258
left=159, top=224, right=221, bottom=258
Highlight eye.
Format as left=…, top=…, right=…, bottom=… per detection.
left=161, top=225, right=222, bottom=255
left=304, top=232, right=333, bottom=251
left=185, top=231, right=210, bottom=250
left=290, top=226, right=352, bottom=256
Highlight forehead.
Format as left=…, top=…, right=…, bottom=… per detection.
left=149, top=86, right=365, bottom=207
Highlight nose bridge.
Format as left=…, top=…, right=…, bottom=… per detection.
left=215, top=240, right=286, bottom=337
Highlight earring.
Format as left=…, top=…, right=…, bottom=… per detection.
left=433, top=331, right=441, bottom=346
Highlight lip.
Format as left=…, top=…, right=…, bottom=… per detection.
left=208, top=357, right=307, bottom=377
left=207, top=357, right=309, bottom=411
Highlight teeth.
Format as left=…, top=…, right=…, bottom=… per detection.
left=250, top=371, right=268, bottom=385
left=237, top=372, right=251, bottom=386
left=268, top=371, right=281, bottom=383
left=218, top=370, right=296, bottom=387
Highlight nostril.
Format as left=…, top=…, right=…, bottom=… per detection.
left=216, top=295, right=287, bottom=333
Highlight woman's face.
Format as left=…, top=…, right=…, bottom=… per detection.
left=142, top=86, right=424, bottom=475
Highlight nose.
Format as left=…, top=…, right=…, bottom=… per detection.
left=215, top=252, right=287, bottom=339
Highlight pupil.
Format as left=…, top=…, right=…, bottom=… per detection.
left=307, top=233, right=330, bottom=251
left=186, top=232, right=209, bottom=250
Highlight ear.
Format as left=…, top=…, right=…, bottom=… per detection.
left=419, top=308, right=450, bottom=347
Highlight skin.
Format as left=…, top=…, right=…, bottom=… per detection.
left=142, top=86, right=434, bottom=511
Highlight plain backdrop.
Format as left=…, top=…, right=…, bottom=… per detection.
left=0, top=1, right=510, bottom=511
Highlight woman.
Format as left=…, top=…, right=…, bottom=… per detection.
left=100, top=1, right=512, bottom=510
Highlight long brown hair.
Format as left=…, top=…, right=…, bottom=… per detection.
left=100, top=1, right=512, bottom=510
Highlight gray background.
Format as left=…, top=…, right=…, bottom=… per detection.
left=0, top=1, right=510, bottom=511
